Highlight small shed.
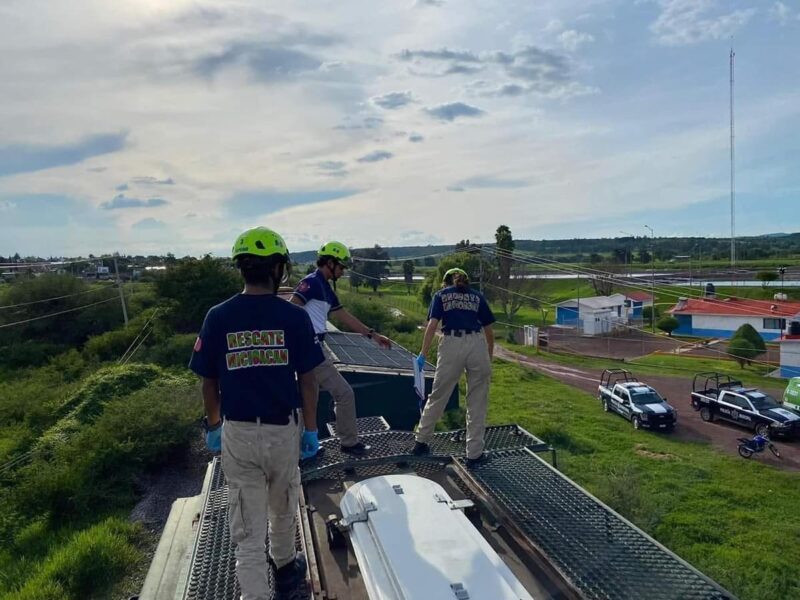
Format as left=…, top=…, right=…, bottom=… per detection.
left=555, top=295, right=627, bottom=336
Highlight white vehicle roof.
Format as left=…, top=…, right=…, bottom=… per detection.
left=341, top=474, right=535, bottom=600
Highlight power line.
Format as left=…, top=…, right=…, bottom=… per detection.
left=485, top=246, right=798, bottom=318
left=0, top=284, right=116, bottom=310
left=0, top=297, right=118, bottom=329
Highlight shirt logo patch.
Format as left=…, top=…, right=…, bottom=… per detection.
left=194, top=337, right=203, bottom=352
left=297, top=281, right=311, bottom=293
left=225, top=329, right=289, bottom=371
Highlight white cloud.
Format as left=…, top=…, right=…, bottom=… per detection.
left=769, top=2, right=792, bottom=25
left=558, top=29, right=595, bottom=52
left=651, top=0, right=757, bottom=46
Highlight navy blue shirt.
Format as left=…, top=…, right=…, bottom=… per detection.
left=428, top=286, right=496, bottom=332
left=189, top=294, right=325, bottom=421
left=292, top=269, right=342, bottom=336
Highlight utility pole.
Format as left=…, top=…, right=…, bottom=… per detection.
left=730, top=48, right=737, bottom=284
left=113, top=257, right=129, bottom=326
left=645, top=225, right=655, bottom=332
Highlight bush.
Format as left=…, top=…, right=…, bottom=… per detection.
left=732, top=323, right=766, bottom=352
left=7, top=518, right=141, bottom=600
left=729, top=337, right=758, bottom=368
left=140, top=333, right=197, bottom=368
left=341, top=296, right=392, bottom=331
left=33, top=363, right=175, bottom=456
left=657, top=315, right=680, bottom=336
left=15, top=378, right=198, bottom=520
left=0, top=341, right=68, bottom=370
left=642, top=305, right=660, bottom=323
left=154, top=256, right=241, bottom=333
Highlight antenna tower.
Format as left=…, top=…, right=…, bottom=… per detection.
left=730, top=49, right=736, bottom=277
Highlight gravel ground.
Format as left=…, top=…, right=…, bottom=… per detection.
left=122, top=432, right=216, bottom=599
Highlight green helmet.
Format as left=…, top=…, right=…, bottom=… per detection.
left=318, top=241, right=352, bottom=267
left=443, top=267, right=468, bottom=283
left=232, top=227, right=289, bottom=260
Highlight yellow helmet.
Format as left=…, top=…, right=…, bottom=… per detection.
left=232, top=227, right=289, bottom=260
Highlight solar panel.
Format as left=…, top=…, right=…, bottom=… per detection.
left=323, top=332, right=434, bottom=372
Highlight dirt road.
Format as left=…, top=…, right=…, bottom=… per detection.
left=495, top=346, right=800, bottom=471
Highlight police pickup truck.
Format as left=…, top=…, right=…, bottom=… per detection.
left=598, top=369, right=677, bottom=431
left=691, top=371, right=800, bottom=438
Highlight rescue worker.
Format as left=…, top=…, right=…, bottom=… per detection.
left=413, top=268, right=495, bottom=466
left=189, top=227, right=324, bottom=600
left=291, top=241, right=392, bottom=456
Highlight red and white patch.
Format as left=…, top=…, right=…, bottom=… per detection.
left=193, top=337, right=203, bottom=352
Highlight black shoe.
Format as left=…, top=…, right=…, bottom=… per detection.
left=464, top=454, right=485, bottom=468
left=411, top=441, right=430, bottom=456
left=340, top=441, right=370, bottom=456
left=274, top=553, right=309, bottom=599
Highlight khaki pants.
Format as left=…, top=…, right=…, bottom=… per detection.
left=416, top=333, right=492, bottom=459
left=222, top=418, right=301, bottom=600
left=313, top=350, right=358, bottom=446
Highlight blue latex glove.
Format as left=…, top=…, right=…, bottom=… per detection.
left=301, top=430, right=319, bottom=460
left=415, top=353, right=426, bottom=370
left=206, top=427, right=222, bottom=452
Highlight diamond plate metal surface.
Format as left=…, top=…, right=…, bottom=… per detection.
left=185, top=459, right=308, bottom=600
left=456, top=449, right=737, bottom=600
left=301, top=424, right=548, bottom=482
left=326, top=415, right=390, bottom=437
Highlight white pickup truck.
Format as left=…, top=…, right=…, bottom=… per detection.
left=691, top=371, right=800, bottom=439
left=598, top=369, right=677, bottom=431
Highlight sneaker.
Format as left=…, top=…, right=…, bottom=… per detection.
left=340, top=441, right=370, bottom=456
left=411, top=441, right=430, bottom=456
left=464, top=454, right=485, bottom=468
left=274, top=553, right=309, bottom=599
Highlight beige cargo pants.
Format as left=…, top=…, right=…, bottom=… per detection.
left=222, top=418, right=301, bottom=600
left=415, top=332, right=492, bottom=459
left=313, top=348, right=358, bottom=446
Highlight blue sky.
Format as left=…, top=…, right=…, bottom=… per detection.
left=0, top=0, right=798, bottom=256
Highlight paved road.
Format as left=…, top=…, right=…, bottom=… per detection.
left=495, top=346, right=800, bottom=471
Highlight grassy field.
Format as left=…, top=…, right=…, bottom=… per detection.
left=503, top=342, right=785, bottom=388
left=486, top=360, right=799, bottom=600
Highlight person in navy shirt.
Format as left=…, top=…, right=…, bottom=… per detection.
left=413, top=268, right=495, bottom=466
left=291, top=241, right=391, bottom=456
left=189, top=227, right=324, bottom=600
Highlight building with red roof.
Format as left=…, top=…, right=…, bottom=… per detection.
left=668, top=297, right=800, bottom=340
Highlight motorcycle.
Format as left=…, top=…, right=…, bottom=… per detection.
left=737, top=433, right=781, bottom=459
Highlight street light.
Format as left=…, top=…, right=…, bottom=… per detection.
left=620, top=230, right=635, bottom=278
left=644, top=225, right=655, bottom=332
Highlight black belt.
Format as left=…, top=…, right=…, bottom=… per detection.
left=227, top=410, right=297, bottom=425
left=442, top=329, right=481, bottom=337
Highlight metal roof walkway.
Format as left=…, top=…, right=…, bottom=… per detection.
left=168, top=418, right=735, bottom=600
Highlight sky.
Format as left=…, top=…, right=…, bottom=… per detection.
left=1, top=0, right=799, bottom=257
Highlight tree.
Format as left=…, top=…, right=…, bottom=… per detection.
left=729, top=337, right=758, bottom=368
left=589, top=253, right=602, bottom=264
left=637, top=248, right=651, bottom=264
left=402, top=260, right=415, bottom=294
left=656, top=315, right=679, bottom=336
left=423, top=256, right=436, bottom=267
left=154, top=256, right=241, bottom=332
left=642, top=305, right=660, bottom=324
left=732, top=323, right=766, bottom=353
left=418, top=252, right=484, bottom=308
left=756, top=270, right=779, bottom=288
left=353, top=245, right=389, bottom=293
left=348, top=269, right=364, bottom=292
left=494, top=225, right=530, bottom=331
left=455, top=239, right=472, bottom=251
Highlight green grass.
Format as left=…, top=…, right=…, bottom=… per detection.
left=487, top=360, right=800, bottom=600
left=502, top=342, right=785, bottom=389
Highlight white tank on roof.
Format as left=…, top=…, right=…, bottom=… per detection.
left=340, top=474, right=536, bottom=600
